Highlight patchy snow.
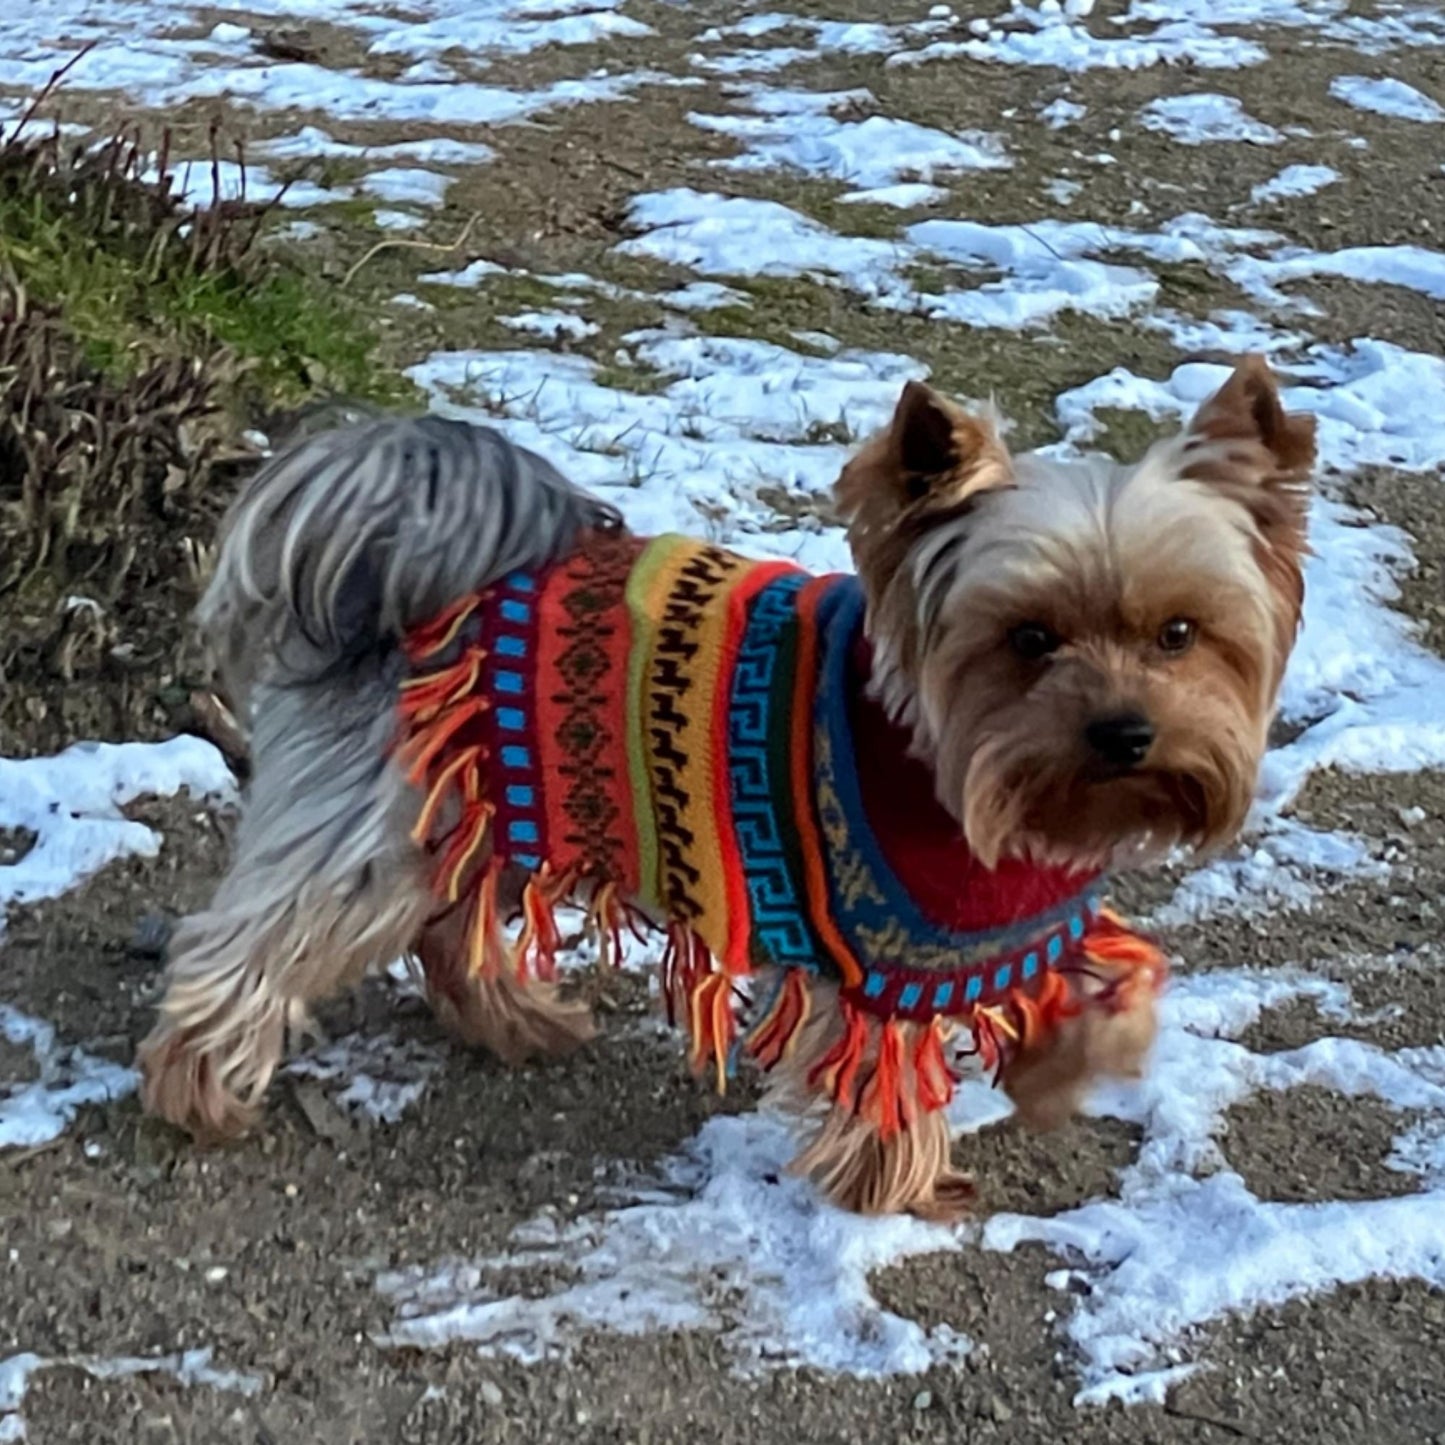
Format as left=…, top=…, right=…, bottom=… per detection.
left=0, top=738, right=235, bottom=932
left=1, top=1348, right=260, bottom=1441
left=840, top=182, right=950, bottom=208
left=376, top=965, right=1445, bottom=1394
left=0, top=1008, right=136, bottom=1151
left=889, top=1, right=1270, bottom=73
left=1330, top=74, right=1444, bottom=124
left=619, top=189, right=909, bottom=292
left=691, top=87, right=1010, bottom=188
left=1250, top=163, right=1340, bottom=204
left=256, top=126, right=496, bottom=169
left=286, top=1030, right=449, bottom=1125
left=1040, top=97, right=1086, bottom=129
left=500, top=310, right=600, bottom=341
left=985, top=970, right=1445, bottom=1402
left=1138, top=93, right=1281, bottom=146
left=408, top=333, right=917, bottom=571
left=359, top=167, right=452, bottom=208
left=377, top=1107, right=970, bottom=1373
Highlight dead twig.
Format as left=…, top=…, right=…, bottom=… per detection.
left=340, top=210, right=484, bottom=290
left=4, top=41, right=97, bottom=145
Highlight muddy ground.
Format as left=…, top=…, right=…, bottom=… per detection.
left=3, top=1, right=1445, bottom=1441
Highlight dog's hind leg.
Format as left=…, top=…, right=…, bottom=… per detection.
left=138, top=666, right=430, bottom=1138
left=413, top=877, right=597, bottom=1067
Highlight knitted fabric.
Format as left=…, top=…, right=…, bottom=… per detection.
left=397, top=531, right=1164, bottom=1137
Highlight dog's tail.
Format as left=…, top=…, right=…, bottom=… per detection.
left=199, top=413, right=621, bottom=708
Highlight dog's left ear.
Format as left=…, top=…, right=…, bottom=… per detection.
left=1182, top=356, right=1315, bottom=638
left=890, top=380, right=1013, bottom=506
left=1181, top=356, right=1315, bottom=548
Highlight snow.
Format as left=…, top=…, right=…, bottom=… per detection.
left=1250, top=163, right=1340, bottom=204
left=691, top=87, right=1010, bottom=188
left=377, top=966, right=1445, bottom=1395
left=1330, top=74, right=1444, bottom=124
left=0, top=739, right=235, bottom=931
left=0, top=1008, right=135, bottom=1151
left=377, top=1107, right=971, bottom=1373
left=1138, top=93, right=1281, bottom=146
left=984, top=971, right=1445, bottom=1401
left=5, top=0, right=1445, bottom=1418
left=285, top=1030, right=447, bottom=1125
left=1, top=1348, right=260, bottom=1441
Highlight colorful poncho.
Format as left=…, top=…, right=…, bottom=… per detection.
left=397, top=532, right=1162, bottom=1139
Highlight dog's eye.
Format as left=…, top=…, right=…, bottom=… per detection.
left=1158, top=618, right=1197, bottom=654
left=1008, top=623, right=1060, bottom=660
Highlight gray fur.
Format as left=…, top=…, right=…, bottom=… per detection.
left=141, top=415, right=618, bottom=1135
left=200, top=414, right=621, bottom=707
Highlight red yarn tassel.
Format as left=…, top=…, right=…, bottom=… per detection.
left=809, top=1001, right=869, bottom=1111
left=860, top=1020, right=907, bottom=1141
left=747, top=971, right=811, bottom=1071
left=515, top=864, right=572, bottom=983
left=913, top=1019, right=956, bottom=1113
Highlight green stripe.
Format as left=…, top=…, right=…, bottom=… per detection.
left=622, top=536, right=681, bottom=909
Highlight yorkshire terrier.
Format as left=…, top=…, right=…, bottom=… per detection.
left=138, top=357, right=1314, bottom=1219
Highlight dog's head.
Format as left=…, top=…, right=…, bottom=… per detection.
left=836, top=357, right=1315, bottom=871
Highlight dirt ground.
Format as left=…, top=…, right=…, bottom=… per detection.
left=3, top=0, right=1445, bottom=1441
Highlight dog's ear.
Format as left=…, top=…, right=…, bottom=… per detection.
left=1181, top=355, right=1314, bottom=638
left=1181, top=356, right=1315, bottom=547
left=890, top=380, right=1013, bottom=505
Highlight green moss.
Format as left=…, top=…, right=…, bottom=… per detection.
left=0, top=136, right=412, bottom=409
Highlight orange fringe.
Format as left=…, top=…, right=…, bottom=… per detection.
left=404, top=592, right=484, bottom=662
left=913, top=1020, right=955, bottom=1112
left=515, top=864, right=577, bottom=983
left=687, top=972, right=736, bottom=1093
left=748, top=970, right=812, bottom=1070
left=397, top=695, right=491, bottom=784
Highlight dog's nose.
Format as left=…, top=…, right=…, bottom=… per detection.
left=1085, top=713, right=1155, bottom=769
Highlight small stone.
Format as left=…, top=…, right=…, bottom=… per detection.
left=912, top=1390, right=933, bottom=1411
left=479, top=1381, right=504, bottom=1409
left=989, top=1395, right=1013, bottom=1424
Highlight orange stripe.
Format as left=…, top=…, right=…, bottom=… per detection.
left=789, top=579, right=865, bottom=988
left=532, top=538, right=643, bottom=884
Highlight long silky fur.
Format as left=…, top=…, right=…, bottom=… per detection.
left=141, top=416, right=617, bottom=1137
left=200, top=413, right=621, bottom=708
left=762, top=975, right=976, bottom=1222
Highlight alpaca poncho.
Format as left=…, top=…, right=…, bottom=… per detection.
left=397, top=531, right=1162, bottom=1139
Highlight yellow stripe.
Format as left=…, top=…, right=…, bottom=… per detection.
left=632, top=537, right=746, bottom=957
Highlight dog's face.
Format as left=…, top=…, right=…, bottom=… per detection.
left=837, top=358, right=1316, bottom=871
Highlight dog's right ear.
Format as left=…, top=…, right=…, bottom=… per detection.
left=890, top=380, right=1013, bottom=506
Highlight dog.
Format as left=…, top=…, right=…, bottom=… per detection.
left=138, top=357, right=1314, bottom=1219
